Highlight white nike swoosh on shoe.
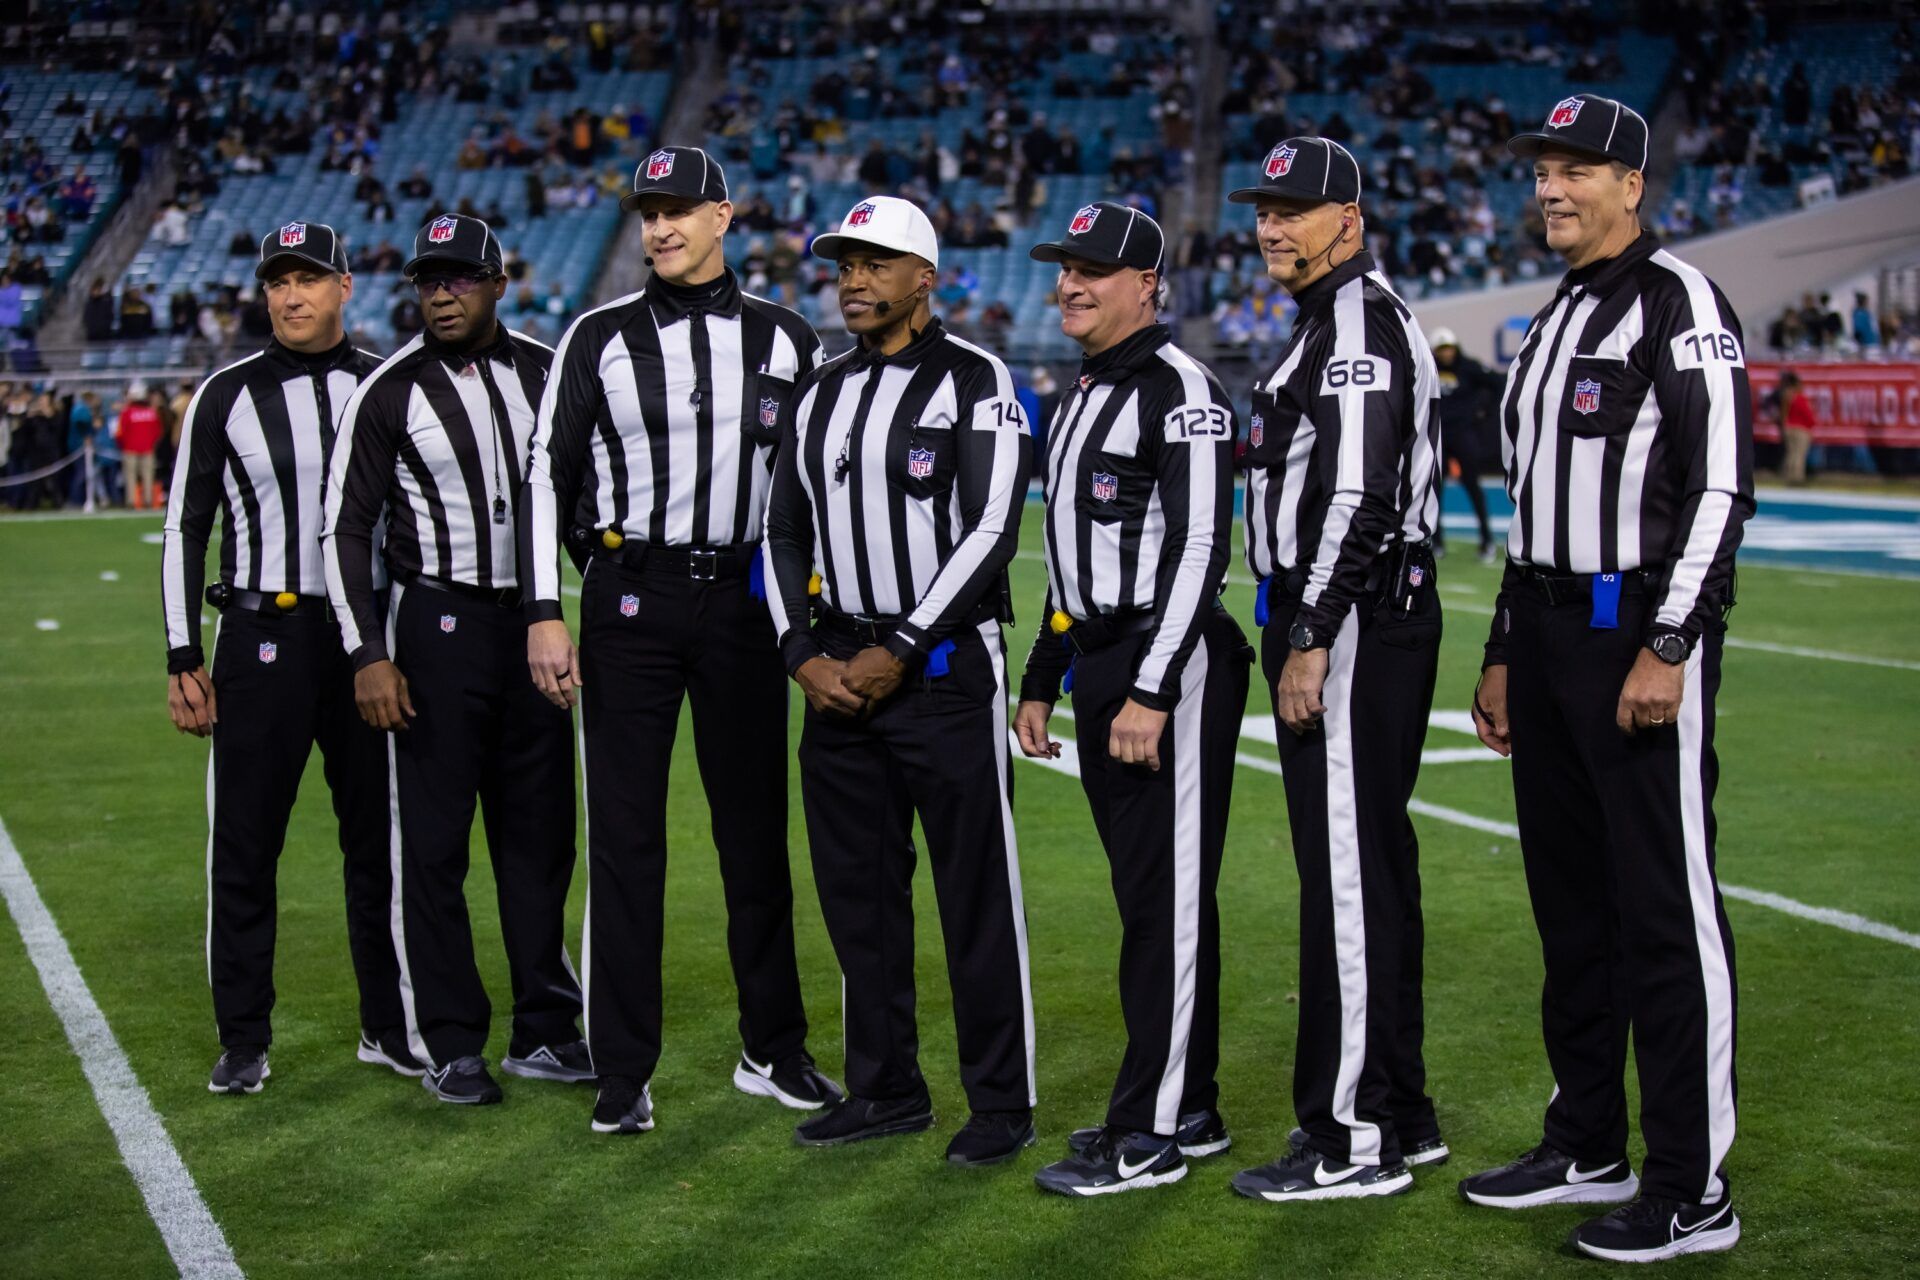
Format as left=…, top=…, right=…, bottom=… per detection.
left=1313, top=1160, right=1357, bottom=1186
left=1674, top=1202, right=1732, bottom=1236
left=1567, top=1161, right=1621, bottom=1183
left=1115, top=1153, right=1157, bottom=1180
left=742, top=1055, right=775, bottom=1078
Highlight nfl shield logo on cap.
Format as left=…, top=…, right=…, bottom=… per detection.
left=440, top=613, right=457, bottom=633
left=1573, top=378, right=1602, bottom=414
left=1266, top=143, right=1297, bottom=178
left=908, top=447, right=935, bottom=479
left=279, top=222, right=306, bottom=247
left=1250, top=412, right=1264, bottom=448
left=428, top=215, right=458, bottom=244
left=1092, top=471, right=1118, bottom=502
left=1549, top=97, right=1585, bottom=129
left=848, top=202, right=876, bottom=227
left=1069, top=205, right=1100, bottom=235
left=759, top=397, right=779, bottom=428
left=258, top=642, right=277, bottom=664
left=620, top=594, right=640, bottom=618
left=645, top=149, right=675, bottom=180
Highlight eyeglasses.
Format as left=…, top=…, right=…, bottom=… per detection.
left=413, top=272, right=495, bottom=298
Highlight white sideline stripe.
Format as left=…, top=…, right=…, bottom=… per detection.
left=1011, top=730, right=1920, bottom=951
left=0, top=817, right=245, bottom=1279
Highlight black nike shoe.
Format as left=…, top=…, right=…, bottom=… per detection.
left=356, top=1030, right=425, bottom=1079
left=1457, top=1142, right=1639, bottom=1209
left=946, top=1110, right=1037, bottom=1166
left=501, top=1039, right=595, bottom=1083
left=794, top=1093, right=935, bottom=1147
left=421, top=1055, right=503, bottom=1105
left=208, top=1045, right=269, bottom=1095
left=733, top=1051, right=846, bottom=1111
left=1286, top=1126, right=1448, bottom=1166
left=591, top=1075, right=654, bottom=1134
left=1571, top=1194, right=1741, bottom=1262
left=1069, top=1108, right=1231, bottom=1159
left=1231, top=1146, right=1413, bottom=1202
left=1034, top=1127, right=1186, bottom=1197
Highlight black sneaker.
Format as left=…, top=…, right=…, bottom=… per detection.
left=502, top=1039, right=595, bottom=1083
left=733, top=1051, right=846, bottom=1111
left=1070, top=1108, right=1231, bottom=1159
left=208, top=1045, right=269, bottom=1095
left=1231, top=1146, right=1412, bottom=1202
left=1286, top=1125, right=1448, bottom=1167
left=794, top=1093, right=935, bottom=1147
left=356, top=1030, right=426, bottom=1079
left=590, top=1075, right=654, bottom=1135
left=946, top=1110, right=1037, bottom=1166
left=421, top=1055, right=503, bottom=1105
left=1034, top=1127, right=1186, bottom=1197
left=1457, top=1142, right=1638, bottom=1209
left=1571, top=1194, right=1741, bottom=1262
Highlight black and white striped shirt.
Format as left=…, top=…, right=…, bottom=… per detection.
left=1486, top=232, right=1754, bottom=660
left=764, top=317, right=1030, bottom=672
left=1242, top=251, right=1441, bottom=637
left=161, top=337, right=381, bottom=673
left=1019, top=324, right=1236, bottom=711
left=519, top=269, right=821, bottom=621
left=321, top=326, right=553, bottom=670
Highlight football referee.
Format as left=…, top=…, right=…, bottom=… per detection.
left=1011, top=202, right=1252, bottom=1198
left=1460, top=95, right=1749, bottom=1264
left=1224, top=137, right=1449, bottom=1205
left=521, top=146, right=842, bottom=1137
left=765, top=195, right=1037, bottom=1166
left=322, top=214, right=586, bottom=1106
left=162, top=221, right=408, bottom=1094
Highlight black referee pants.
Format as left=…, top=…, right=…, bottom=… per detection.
left=386, top=581, right=583, bottom=1069
left=1071, top=608, right=1251, bottom=1136
left=797, top=617, right=1035, bottom=1114
left=1506, top=581, right=1737, bottom=1204
left=1265, top=575, right=1441, bottom=1168
left=205, top=607, right=402, bottom=1049
left=576, top=555, right=809, bottom=1082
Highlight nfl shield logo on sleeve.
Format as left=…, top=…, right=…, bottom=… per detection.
left=278, top=222, right=306, bottom=247
left=428, top=215, right=458, bottom=244
left=258, top=642, right=277, bottom=664
left=759, top=396, right=779, bottom=428
left=1069, top=205, right=1100, bottom=235
left=1249, top=412, right=1264, bottom=448
left=1265, top=143, right=1297, bottom=179
left=907, top=447, right=936, bottom=479
left=1092, top=471, right=1118, bottom=502
left=848, top=202, right=876, bottom=227
left=440, top=613, right=457, bottom=633
left=620, top=594, right=640, bottom=617
left=1548, top=97, right=1585, bottom=129
left=1572, top=378, right=1602, bottom=414
left=645, top=149, right=675, bottom=180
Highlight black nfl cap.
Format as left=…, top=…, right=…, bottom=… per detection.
left=403, top=213, right=505, bottom=279
left=1508, top=93, right=1650, bottom=171
left=1228, top=136, right=1363, bottom=206
left=256, top=220, right=348, bottom=280
left=621, top=145, right=728, bottom=211
left=1029, top=201, right=1164, bottom=272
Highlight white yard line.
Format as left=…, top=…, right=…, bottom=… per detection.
left=0, top=816, right=244, bottom=1279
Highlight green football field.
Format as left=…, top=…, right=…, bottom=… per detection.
left=1, top=508, right=1916, bottom=1279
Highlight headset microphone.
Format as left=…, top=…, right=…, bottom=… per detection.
left=644, top=255, right=655, bottom=267
left=1293, top=219, right=1354, bottom=274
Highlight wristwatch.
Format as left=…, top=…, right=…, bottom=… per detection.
left=1289, top=620, right=1328, bottom=652
left=1647, top=632, right=1692, bottom=665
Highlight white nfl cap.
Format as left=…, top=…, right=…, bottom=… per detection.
left=811, top=195, right=939, bottom=269
left=1429, top=326, right=1458, bottom=349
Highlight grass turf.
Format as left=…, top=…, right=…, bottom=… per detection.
left=1, top=509, right=1916, bottom=1278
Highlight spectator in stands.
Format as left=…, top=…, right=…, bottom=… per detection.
left=82, top=277, right=114, bottom=341
left=1779, top=371, right=1817, bottom=486
left=390, top=293, right=423, bottom=342
left=119, top=283, right=155, bottom=339
left=169, top=287, right=199, bottom=337
left=24, top=197, right=59, bottom=243
left=152, top=200, right=190, bottom=247
left=366, top=239, right=403, bottom=273
left=1853, top=292, right=1881, bottom=349
left=0, top=271, right=20, bottom=365
left=116, top=383, right=163, bottom=509
left=399, top=166, right=432, bottom=200
left=228, top=228, right=254, bottom=256
left=54, top=89, right=83, bottom=117
left=525, top=166, right=547, bottom=219
left=1782, top=63, right=1813, bottom=129
left=116, top=131, right=141, bottom=188
left=65, top=390, right=103, bottom=508
left=58, top=166, right=96, bottom=220
left=15, top=253, right=44, bottom=286
left=456, top=135, right=487, bottom=171
left=236, top=287, right=270, bottom=340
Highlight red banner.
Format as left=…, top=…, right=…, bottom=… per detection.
left=1749, top=362, right=1920, bottom=447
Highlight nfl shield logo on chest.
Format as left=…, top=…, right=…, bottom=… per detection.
left=1092, top=471, right=1118, bottom=502
left=645, top=149, right=674, bottom=180
left=619, top=594, right=640, bottom=617
left=907, top=447, right=936, bottom=479
left=1572, top=378, right=1602, bottom=415
left=759, top=396, right=779, bottom=428
left=427, top=215, right=458, bottom=244
left=258, top=642, right=277, bottom=664
left=1249, top=412, right=1265, bottom=448
left=278, top=222, right=306, bottom=248
left=440, top=613, right=457, bottom=633
left=1549, top=97, right=1584, bottom=129
left=1265, top=144, right=1297, bottom=179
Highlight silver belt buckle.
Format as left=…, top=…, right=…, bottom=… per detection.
left=687, top=548, right=718, bottom=581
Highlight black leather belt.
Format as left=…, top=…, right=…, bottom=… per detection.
left=401, top=572, right=522, bottom=610
left=1516, top=564, right=1647, bottom=607
left=1063, top=609, right=1157, bottom=655
left=817, top=596, right=1001, bottom=647
left=594, top=541, right=754, bottom=581
left=209, top=586, right=333, bottom=618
